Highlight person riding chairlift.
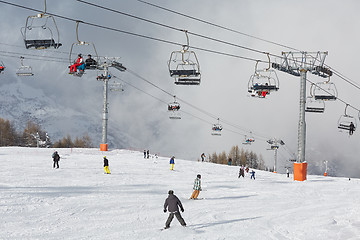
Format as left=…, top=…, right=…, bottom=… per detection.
left=69, top=54, right=85, bottom=74
left=349, top=122, right=355, bottom=135
left=85, top=54, right=97, bottom=69
left=0, top=65, right=4, bottom=73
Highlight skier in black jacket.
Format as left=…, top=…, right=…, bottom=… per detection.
left=52, top=151, right=60, bottom=168
left=163, top=190, right=186, bottom=229
left=103, top=156, right=110, bottom=174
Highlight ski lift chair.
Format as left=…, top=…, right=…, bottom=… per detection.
left=16, top=57, right=34, bottom=76
left=168, top=31, right=201, bottom=85
left=338, top=115, right=356, bottom=132
left=243, top=134, right=255, bottom=145
left=0, top=61, right=5, bottom=73
left=338, top=105, right=356, bottom=134
left=109, top=80, right=124, bottom=92
left=168, top=97, right=181, bottom=119
left=69, top=21, right=100, bottom=77
left=305, top=96, right=325, bottom=113
left=211, top=124, right=222, bottom=136
left=211, top=119, right=223, bottom=136
left=169, top=51, right=201, bottom=85
left=313, top=81, right=337, bottom=101
left=21, top=1, right=61, bottom=50
left=248, top=60, right=279, bottom=98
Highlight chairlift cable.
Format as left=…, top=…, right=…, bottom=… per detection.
left=0, top=50, right=68, bottom=62
left=2, top=0, right=360, bottom=93
left=1, top=1, right=359, bottom=133
left=136, top=0, right=300, bottom=52
left=0, top=52, right=68, bottom=63
left=112, top=75, right=214, bottom=126
left=126, top=67, right=273, bottom=140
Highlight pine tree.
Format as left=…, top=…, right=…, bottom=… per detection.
left=219, top=151, right=227, bottom=165
left=0, top=118, right=18, bottom=146
left=229, top=145, right=240, bottom=166
left=240, top=148, right=247, bottom=166
left=22, top=121, right=46, bottom=147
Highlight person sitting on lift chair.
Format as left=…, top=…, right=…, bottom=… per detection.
left=69, top=54, right=85, bottom=74
left=85, top=54, right=97, bottom=69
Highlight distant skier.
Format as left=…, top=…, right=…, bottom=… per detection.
left=190, top=174, right=202, bottom=199
left=245, top=166, right=249, bottom=173
left=228, top=158, right=232, bottom=166
left=286, top=168, right=290, bottom=178
left=52, top=151, right=60, bottom=169
left=103, top=156, right=110, bottom=174
left=238, top=166, right=245, bottom=178
left=349, top=122, right=355, bottom=135
left=163, top=190, right=186, bottom=229
left=144, top=150, right=146, bottom=159
left=250, top=170, right=255, bottom=180
left=201, top=153, right=206, bottom=162
left=170, top=156, right=175, bottom=170
left=147, top=150, right=150, bottom=159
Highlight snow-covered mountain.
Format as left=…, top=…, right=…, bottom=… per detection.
left=0, top=147, right=359, bottom=239
left=0, top=77, right=129, bottom=148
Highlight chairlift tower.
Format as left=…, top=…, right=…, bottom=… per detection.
left=324, top=160, right=328, bottom=176
left=272, top=51, right=332, bottom=181
left=267, top=138, right=285, bottom=173
left=98, top=58, right=126, bottom=151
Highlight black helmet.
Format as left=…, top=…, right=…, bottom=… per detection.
left=168, top=190, right=174, bottom=195
left=197, top=174, right=201, bottom=178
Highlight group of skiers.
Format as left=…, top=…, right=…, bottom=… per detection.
left=52, top=151, right=111, bottom=174
left=239, top=165, right=255, bottom=180
left=51, top=149, right=256, bottom=230
left=164, top=173, right=203, bottom=229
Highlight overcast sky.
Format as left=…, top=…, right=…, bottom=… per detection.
left=0, top=0, right=360, bottom=176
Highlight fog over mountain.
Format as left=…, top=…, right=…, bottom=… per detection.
left=0, top=0, right=359, bottom=177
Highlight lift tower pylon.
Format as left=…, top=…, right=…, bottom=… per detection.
left=272, top=52, right=332, bottom=181
left=98, top=58, right=126, bottom=152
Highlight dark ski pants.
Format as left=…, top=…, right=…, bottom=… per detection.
left=165, top=212, right=186, bottom=228
left=53, top=161, right=59, bottom=168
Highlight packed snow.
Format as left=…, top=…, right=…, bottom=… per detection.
left=0, top=147, right=359, bottom=240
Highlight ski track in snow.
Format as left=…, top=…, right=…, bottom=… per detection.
left=0, top=147, right=359, bottom=240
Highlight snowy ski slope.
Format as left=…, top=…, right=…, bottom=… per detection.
left=0, top=147, right=359, bottom=240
